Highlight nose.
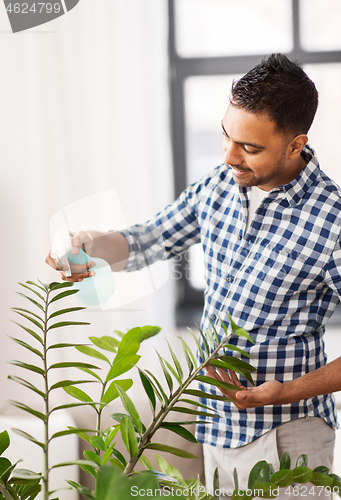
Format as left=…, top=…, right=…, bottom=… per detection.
left=224, top=142, right=243, bottom=166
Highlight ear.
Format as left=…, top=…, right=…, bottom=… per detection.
left=288, top=134, right=308, bottom=160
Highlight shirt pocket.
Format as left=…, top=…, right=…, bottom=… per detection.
left=243, top=245, right=307, bottom=291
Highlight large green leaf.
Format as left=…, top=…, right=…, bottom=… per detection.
left=50, top=459, right=99, bottom=470
left=117, top=328, right=142, bottom=353
left=179, top=338, right=194, bottom=373
left=187, top=328, right=205, bottom=360
left=111, top=447, right=127, bottom=467
left=48, top=289, right=79, bottom=304
left=248, top=461, right=270, bottom=490
left=138, top=326, right=161, bottom=343
left=18, top=282, right=44, bottom=301
left=171, top=407, right=219, bottom=418
left=101, top=445, right=115, bottom=465
left=50, top=428, right=96, bottom=440
left=89, top=336, right=119, bottom=353
left=101, top=379, right=133, bottom=405
left=49, top=362, right=100, bottom=370
left=184, top=389, right=232, bottom=402
left=139, top=369, right=163, bottom=404
left=251, top=482, right=277, bottom=499
left=10, top=322, right=43, bottom=345
left=105, top=355, right=140, bottom=381
left=50, top=379, right=97, bottom=391
left=227, top=313, right=254, bottom=344
left=166, top=340, right=183, bottom=383
left=160, top=423, right=197, bottom=443
left=7, top=361, right=45, bottom=376
left=8, top=376, right=46, bottom=398
left=145, top=370, right=169, bottom=404
left=7, top=337, right=43, bottom=359
left=146, top=443, right=197, bottom=459
left=162, top=357, right=182, bottom=386
left=48, top=281, right=74, bottom=291
left=90, top=436, right=106, bottom=452
left=11, top=429, right=45, bottom=449
left=313, top=466, right=329, bottom=474
left=223, top=344, right=253, bottom=359
left=47, top=343, right=89, bottom=350
left=213, top=467, right=220, bottom=500
left=179, top=398, right=218, bottom=412
left=0, top=457, right=12, bottom=477
left=197, top=325, right=210, bottom=357
left=11, top=307, right=43, bottom=322
left=280, top=452, right=291, bottom=470
left=11, top=311, right=43, bottom=331
left=0, top=431, right=10, bottom=456
left=311, top=472, right=333, bottom=487
left=75, top=346, right=110, bottom=364
left=205, top=328, right=215, bottom=350
left=138, top=369, right=156, bottom=414
left=11, top=469, right=42, bottom=480
left=269, top=469, right=293, bottom=487
left=156, top=454, right=185, bottom=485
left=292, top=466, right=313, bottom=484
left=48, top=321, right=90, bottom=330
left=179, top=338, right=197, bottom=369
left=114, top=343, right=140, bottom=364
left=78, top=367, right=103, bottom=382
left=7, top=401, right=46, bottom=421
left=63, top=386, right=96, bottom=410
left=65, top=480, right=94, bottom=500
left=156, top=352, right=173, bottom=393
left=209, top=357, right=256, bottom=385
left=217, top=356, right=256, bottom=373
left=196, top=375, right=241, bottom=392
left=296, top=454, right=308, bottom=467
left=120, top=416, right=139, bottom=458
left=139, top=455, right=154, bottom=471
left=48, top=306, right=86, bottom=319
left=102, top=426, right=120, bottom=448
left=115, top=385, right=143, bottom=435
left=15, top=293, right=44, bottom=312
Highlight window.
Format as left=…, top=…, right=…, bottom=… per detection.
left=168, top=0, right=341, bottom=325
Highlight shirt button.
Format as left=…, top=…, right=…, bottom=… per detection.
left=226, top=276, right=232, bottom=282
left=238, top=235, right=242, bottom=240
left=211, top=314, right=216, bottom=321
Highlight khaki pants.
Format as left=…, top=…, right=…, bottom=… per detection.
left=203, top=417, right=335, bottom=499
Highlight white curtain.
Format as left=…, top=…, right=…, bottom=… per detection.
left=0, top=0, right=175, bottom=486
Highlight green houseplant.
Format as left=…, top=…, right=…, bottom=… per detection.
left=2, top=279, right=340, bottom=500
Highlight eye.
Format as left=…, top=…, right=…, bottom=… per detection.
left=243, top=145, right=259, bottom=154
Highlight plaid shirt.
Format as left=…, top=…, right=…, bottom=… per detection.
left=121, top=144, right=340, bottom=448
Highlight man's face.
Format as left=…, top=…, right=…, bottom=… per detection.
left=222, top=104, right=296, bottom=191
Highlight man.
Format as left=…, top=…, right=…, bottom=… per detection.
left=47, top=54, right=341, bottom=497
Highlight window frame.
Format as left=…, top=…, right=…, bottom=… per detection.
left=168, top=0, right=341, bottom=325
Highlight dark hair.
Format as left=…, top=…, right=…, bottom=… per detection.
left=230, top=53, right=318, bottom=136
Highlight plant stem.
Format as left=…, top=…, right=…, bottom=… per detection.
left=123, top=335, right=231, bottom=475
left=42, top=288, right=50, bottom=500
left=0, top=484, right=16, bottom=500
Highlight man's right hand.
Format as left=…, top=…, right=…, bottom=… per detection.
left=45, top=230, right=96, bottom=283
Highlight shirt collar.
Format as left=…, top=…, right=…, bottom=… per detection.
left=281, top=143, right=320, bottom=207
left=235, top=144, right=321, bottom=207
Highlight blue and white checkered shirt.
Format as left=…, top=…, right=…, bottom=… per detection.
left=121, top=144, right=340, bottom=448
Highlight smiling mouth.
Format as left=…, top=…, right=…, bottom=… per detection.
left=231, top=166, right=251, bottom=176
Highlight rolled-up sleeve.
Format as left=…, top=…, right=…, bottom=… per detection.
left=324, top=234, right=341, bottom=299
left=118, top=174, right=209, bottom=272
